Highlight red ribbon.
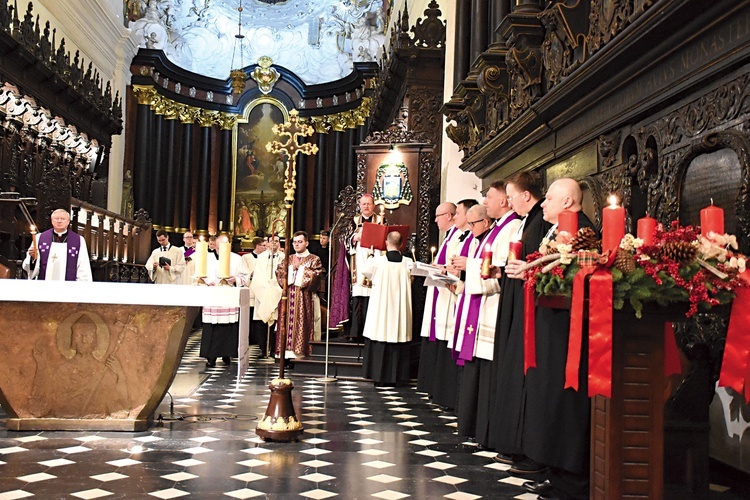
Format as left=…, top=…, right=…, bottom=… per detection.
left=565, top=266, right=596, bottom=391
left=664, top=323, right=682, bottom=377
left=587, top=268, right=613, bottom=398
left=719, top=271, right=750, bottom=401
left=524, top=284, right=537, bottom=374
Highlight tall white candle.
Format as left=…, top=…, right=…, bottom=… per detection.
left=194, top=241, right=208, bottom=278
left=218, top=241, right=231, bottom=278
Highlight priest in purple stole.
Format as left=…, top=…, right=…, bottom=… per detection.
left=23, top=208, right=92, bottom=281
left=451, top=195, right=520, bottom=442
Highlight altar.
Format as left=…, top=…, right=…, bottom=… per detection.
left=0, top=280, right=250, bottom=431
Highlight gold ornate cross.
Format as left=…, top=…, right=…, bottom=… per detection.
left=266, top=109, right=318, bottom=208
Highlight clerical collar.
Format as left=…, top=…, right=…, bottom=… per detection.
left=295, top=250, right=310, bottom=258
left=386, top=250, right=403, bottom=262
left=54, top=230, right=68, bottom=243
left=458, top=229, right=471, bottom=241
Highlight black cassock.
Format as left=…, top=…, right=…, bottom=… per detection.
left=522, top=211, right=598, bottom=476
left=487, top=200, right=550, bottom=453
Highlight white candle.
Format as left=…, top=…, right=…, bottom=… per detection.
left=194, top=241, right=208, bottom=278
left=218, top=241, right=231, bottom=278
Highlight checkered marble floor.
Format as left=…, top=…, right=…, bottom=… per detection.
left=0, top=333, right=745, bottom=499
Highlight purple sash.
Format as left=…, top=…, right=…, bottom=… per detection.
left=428, top=226, right=459, bottom=341
left=38, top=229, right=81, bottom=281
left=451, top=234, right=476, bottom=365
left=456, top=213, right=519, bottom=364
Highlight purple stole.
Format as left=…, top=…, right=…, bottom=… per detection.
left=428, top=226, right=459, bottom=341
left=454, top=213, right=520, bottom=364
left=451, top=234, right=476, bottom=365
left=38, top=229, right=81, bottom=281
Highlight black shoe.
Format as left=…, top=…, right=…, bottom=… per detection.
left=523, top=480, right=554, bottom=495
left=508, top=457, right=546, bottom=475
left=206, top=358, right=216, bottom=368
left=222, top=357, right=231, bottom=365
left=492, top=453, right=515, bottom=465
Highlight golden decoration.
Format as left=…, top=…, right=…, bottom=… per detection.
left=132, top=85, right=157, bottom=106
left=177, top=104, right=202, bottom=124
left=196, top=109, right=219, bottom=128
left=215, top=112, right=238, bottom=130
left=256, top=414, right=303, bottom=432
left=230, top=69, right=247, bottom=95
left=250, top=56, right=280, bottom=95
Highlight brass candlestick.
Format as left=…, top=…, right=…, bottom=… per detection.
left=256, top=110, right=318, bottom=442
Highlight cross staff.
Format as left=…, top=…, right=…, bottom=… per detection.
left=266, top=109, right=318, bottom=208
left=257, top=109, right=317, bottom=443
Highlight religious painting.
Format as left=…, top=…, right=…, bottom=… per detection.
left=233, top=98, right=289, bottom=242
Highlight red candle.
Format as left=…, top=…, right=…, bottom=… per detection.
left=558, top=210, right=578, bottom=236
left=637, top=216, right=658, bottom=246
left=700, top=202, right=724, bottom=237
left=508, top=240, right=522, bottom=261
left=602, top=196, right=625, bottom=256
left=481, top=244, right=493, bottom=279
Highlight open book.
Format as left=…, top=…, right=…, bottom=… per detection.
left=360, top=222, right=410, bottom=251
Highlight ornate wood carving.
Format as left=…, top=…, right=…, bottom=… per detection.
left=507, top=46, right=543, bottom=120
left=587, top=0, right=637, bottom=56
left=540, top=0, right=589, bottom=91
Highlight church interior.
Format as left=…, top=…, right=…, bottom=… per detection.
left=1, top=0, right=750, bottom=498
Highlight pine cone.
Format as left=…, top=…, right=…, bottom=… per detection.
left=571, top=227, right=600, bottom=252
left=661, top=240, right=698, bottom=263
left=613, top=248, right=636, bottom=274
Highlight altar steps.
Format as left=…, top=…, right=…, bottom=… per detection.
left=292, top=339, right=365, bottom=380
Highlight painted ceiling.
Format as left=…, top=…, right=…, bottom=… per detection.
left=128, top=0, right=386, bottom=84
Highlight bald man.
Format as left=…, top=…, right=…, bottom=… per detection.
left=520, top=178, right=598, bottom=500
left=200, top=234, right=249, bottom=368
left=417, top=201, right=459, bottom=396
left=23, top=209, right=92, bottom=281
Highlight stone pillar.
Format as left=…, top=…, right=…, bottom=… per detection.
left=454, top=0, right=472, bottom=84
left=312, top=132, right=328, bottom=233
left=163, top=113, right=179, bottom=231
left=176, top=107, right=199, bottom=233
left=216, top=113, right=237, bottom=234
left=195, top=112, right=214, bottom=234
left=132, top=86, right=156, bottom=215
left=471, top=0, right=490, bottom=65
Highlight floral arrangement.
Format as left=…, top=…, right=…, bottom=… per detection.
left=522, top=221, right=748, bottom=318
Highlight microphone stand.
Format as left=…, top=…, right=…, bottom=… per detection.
left=316, top=212, right=345, bottom=383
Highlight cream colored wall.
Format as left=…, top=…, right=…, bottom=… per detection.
left=37, top=0, right=137, bottom=215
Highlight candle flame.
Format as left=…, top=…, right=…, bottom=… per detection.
left=430, top=246, right=436, bottom=252
left=710, top=198, right=714, bottom=205
left=30, top=225, right=36, bottom=232
left=608, top=195, right=618, bottom=207
left=199, top=235, right=205, bottom=242
left=485, top=244, right=491, bottom=251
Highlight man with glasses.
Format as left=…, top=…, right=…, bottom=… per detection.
left=430, top=199, right=477, bottom=411
left=487, top=171, right=550, bottom=475
left=23, top=208, right=92, bottom=281
left=417, top=202, right=458, bottom=396
left=451, top=191, right=520, bottom=443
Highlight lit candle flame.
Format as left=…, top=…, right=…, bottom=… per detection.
left=30, top=224, right=36, bottom=233
left=710, top=198, right=714, bottom=205
left=608, top=195, right=618, bottom=207
left=431, top=246, right=436, bottom=252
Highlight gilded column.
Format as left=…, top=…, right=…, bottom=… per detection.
left=216, top=113, right=238, bottom=234
left=162, top=102, right=179, bottom=231
left=132, top=85, right=157, bottom=216
left=151, top=99, right=166, bottom=227
left=176, top=106, right=200, bottom=233
left=195, top=110, right=215, bottom=234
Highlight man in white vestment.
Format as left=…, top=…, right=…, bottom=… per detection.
left=451, top=189, right=520, bottom=442
left=416, top=201, right=458, bottom=395
left=200, top=235, right=249, bottom=367
left=348, top=193, right=385, bottom=342
left=361, top=231, right=413, bottom=386
left=242, top=237, right=266, bottom=352
left=146, top=230, right=186, bottom=284
left=180, top=231, right=197, bottom=285
left=23, top=208, right=92, bottom=281
left=250, top=235, right=284, bottom=357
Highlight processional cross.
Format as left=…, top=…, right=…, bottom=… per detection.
left=257, top=109, right=317, bottom=443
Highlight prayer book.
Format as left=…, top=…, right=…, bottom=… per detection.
left=360, top=222, right=410, bottom=251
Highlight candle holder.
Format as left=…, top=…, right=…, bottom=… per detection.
left=193, top=276, right=208, bottom=286
left=216, top=277, right=232, bottom=287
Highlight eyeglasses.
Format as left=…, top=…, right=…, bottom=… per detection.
left=435, top=212, right=451, bottom=218
left=468, top=219, right=487, bottom=227
left=507, top=191, right=525, bottom=202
